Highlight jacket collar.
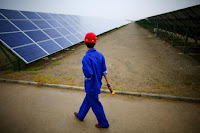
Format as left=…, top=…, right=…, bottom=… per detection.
left=86, top=48, right=96, bottom=54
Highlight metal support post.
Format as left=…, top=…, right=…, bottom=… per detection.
left=172, top=19, right=177, bottom=46
left=154, top=19, right=159, bottom=36
left=184, top=37, right=199, bottom=53
left=183, top=19, right=191, bottom=54
left=0, top=45, right=18, bottom=71
left=0, top=43, right=23, bottom=71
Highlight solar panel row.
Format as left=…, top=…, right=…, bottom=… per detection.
left=0, top=9, right=128, bottom=64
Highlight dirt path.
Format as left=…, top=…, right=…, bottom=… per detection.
left=0, top=82, right=200, bottom=133
left=0, top=23, right=200, bottom=97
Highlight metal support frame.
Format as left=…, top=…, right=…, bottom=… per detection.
left=0, top=42, right=25, bottom=71
left=184, top=37, right=200, bottom=53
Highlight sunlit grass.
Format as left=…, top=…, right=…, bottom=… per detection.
left=34, top=74, right=60, bottom=84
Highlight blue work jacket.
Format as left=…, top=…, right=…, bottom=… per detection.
left=82, top=48, right=107, bottom=94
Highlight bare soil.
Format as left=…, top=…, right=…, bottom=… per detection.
left=0, top=23, right=200, bottom=97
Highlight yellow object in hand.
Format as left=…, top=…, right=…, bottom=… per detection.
left=111, top=91, right=115, bottom=95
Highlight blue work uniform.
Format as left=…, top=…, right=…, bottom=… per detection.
left=77, top=48, right=109, bottom=128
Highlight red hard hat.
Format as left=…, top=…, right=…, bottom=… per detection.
left=84, top=32, right=97, bottom=43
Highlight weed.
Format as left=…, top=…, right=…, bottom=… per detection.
left=115, top=81, right=120, bottom=85
left=184, top=80, right=193, bottom=86
left=52, top=61, right=60, bottom=66
left=64, top=77, right=73, bottom=81
left=113, top=87, right=120, bottom=90
left=121, top=87, right=127, bottom=91
left=34, top=74, right=45, bottom=84
left=177, top=86, right=185, bottom=89
left=155, top=83, right=170, bottom=88
left=101, top=86, right=107, bottom=89
left=26, top=67, right=40, bottom=72
left=68, top=82, right=76, bottom=86
left=3, top=69, right=13, bottom=74
left=34, top=74, right=60, bottom=84
left=132, top=89, right=136, bottom=92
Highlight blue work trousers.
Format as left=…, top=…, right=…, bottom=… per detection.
left=77, top=93, right=109, bottom=128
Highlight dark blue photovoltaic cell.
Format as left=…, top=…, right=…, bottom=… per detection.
left=75, top=33, right=84, bottom=41
left=20, top=11, right=42, bottom=19
left=11, top=20, right=38, bottom=31
left=43, top=29, right=62, bottom=38
left=38, top=40, right=62, bottom=54
left=66, top=26, right=78, bottom=33
left=37, top=12, right=53, bottom=19
left=56, top=28, right=71, bottom=36
left=54, top=37, right=72, bottom=48
left=57, top=19, right=70, bottom=27
left=66, top=35, right=80, bottom=44
left=0, top=9, right=26, bottom=19
left=25, top=30, right=49, bottom=42
left=46, top=20, right=62, bottom=28
left=50, top=13, right=62, bottom=19
left=14, top=44, right=47, bottom=63
left=0, top=20, right=19, bottom=32
left=0, top=14, right=5, bottom=19
left=0, top=32, right=33, bottom=48
left=31, top=20, right=52, bottom=29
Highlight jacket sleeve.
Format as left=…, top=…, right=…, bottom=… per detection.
left=82, top=56, right=93, bottom=80
left=102, top=55, right=107, bottom=76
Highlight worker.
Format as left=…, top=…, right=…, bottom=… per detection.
left=74, top=32, right=112, bottom=128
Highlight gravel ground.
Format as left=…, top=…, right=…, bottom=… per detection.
left=0, top=23, right=200, bottom=97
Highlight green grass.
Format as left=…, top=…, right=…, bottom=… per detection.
left=113, top=86, right=127, bottom=91
left=3, top=69, right=13, bottom=74
left=183, top=80, right=193, bottom=86
left=113, top=87, right=120, bottom=90
left=26, top=67, right=40, bottom=72
left=155, top=83, right=170, bottom=88
left=52, top=61, right=60, bottom=66
left=34, top=74, right=60, bottom=84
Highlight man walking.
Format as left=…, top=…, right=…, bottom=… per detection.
left=74, top=32, right=112, bottom=128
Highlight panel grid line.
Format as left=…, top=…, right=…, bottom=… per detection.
left=58, top=14, right=81, bottom=42
left=21, top=11, right=64, bottom=50
left=0, top=12, right=50, bottom=63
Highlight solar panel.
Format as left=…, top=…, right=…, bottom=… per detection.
left=0, top=20, right=19, bottom=32
left=0, top=32, right=33, bottom=47
left=54, top=37, right=71, bottom=48
left=11, top=20, right=38, bottom=30
left=25, top=30, right=50, bottom=42
left=0, top=14, right=5, bottom=19
left=0, top=8, right=129, bottom=64
left=38, top=40, right=62, bottom=54
left=21, top=11, right=42, bottom=19
left=31, top=20, right=52, bottom=29
left=0, top=9, right=26, bottom=19
left=14, top=44, right=47, bottom=63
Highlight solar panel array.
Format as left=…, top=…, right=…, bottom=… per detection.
left=0, top=9, right=128, bottom=64
left=135, top=5, right=200, bottom=40
left=135, top=4, right=200, bottom=54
